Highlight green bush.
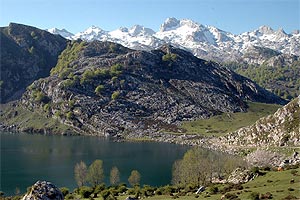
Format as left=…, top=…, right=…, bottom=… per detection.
left=141, top=185, right=155, bottom=197
left=32, top=90, right=50, bottom=104
left=162, top=53, right=177, bottom=62
left=111, top=91, right=120, bottom=100
left=290, top=170, right=298, bottom=176
left=225, top=193, right=239, bottom=200
left=79, top=186, right=93, bottom=198
left=249, top=192, right=260, bottom=200
left=95, top=85, right=105, bottom=95
left=110, top=64, right=123, bottom=76
left=100, top=189, right=111, bottom=199
left=282, top=194, right=298, bottom=200
left=260, top=192, right=272, bottom=199
left=209, top=186, right=219, bottom=194
left=60, top=187, right=69, bottom=197
left=64, top=193, right=75, bottom=199
left=94, top=183, right=106, bottom=194
left=51, top=41, right=86, bottom=75
left=66, top=111, right=73, bottom=120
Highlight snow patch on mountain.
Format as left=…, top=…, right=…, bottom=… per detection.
left=46, top=28, right=74, bottom=39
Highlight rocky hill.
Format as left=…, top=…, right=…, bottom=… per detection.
left=217, top=96, right=300, bottom=148
left=0, top=23, right=67, bottom=103
left=17, top=39, right=285, bottom=137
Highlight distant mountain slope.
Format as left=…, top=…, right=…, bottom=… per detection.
left=225, top=46, right=300, bottom=100
left=219, top=96, right=300, bottom=147
left=19, top=40, right=285, bottom=136
left=0, top=23, right=67, bottom=103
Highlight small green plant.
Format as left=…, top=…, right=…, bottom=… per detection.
left=209, top=186, right=219, bottom=194
left=110, top=64, right=123, bottom=76
left=249, top=192, right=260, bottom=200
left=78, top=186, right=93, bottom=198
left=66, top=111, right=73, bottom=120
left=162, top=53, right=177, bottom=62
left=95, top=85, right=105, bottom=95
left=43, top=103, right=50, bottom=112
left=290, top=169, right=298, bottom=176
left=111, top=91, right=120, bottom=100
left=60, top=187, right=69, bottom=197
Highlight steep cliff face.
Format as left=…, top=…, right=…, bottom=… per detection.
left=19, top=40, right=285, bottom=136
left=0, top=23, right=67, bottom=103
left=221, top=97, right=300, bottom=147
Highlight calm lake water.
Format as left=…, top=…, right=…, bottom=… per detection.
left=0, top=132, right=190, bottom=195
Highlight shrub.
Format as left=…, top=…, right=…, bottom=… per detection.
left=288, top=187, right=294, bottom=191
left=110, top=64, right=123, bottom=76
left=162, top=53, right=177, bottom=62
left=66, top=111, right=73, bottom=120
left=100, top=189, right=110, bottom=199
left=111, top=91, right=120, bottom=100
left=60, top=187, right=69, bottom=197
left=260, top=192, right=272, bottom=199
left=225, top=193, right=239, bottom=200
left=251, top=167, right=260, bottom=174
left=116, top=185, right=127, bottom=194
left=43, top=103, right=50, bottom=112
left=290, top=170, right=298, bottom=176
left=79, top=186, right=93, bottom=198
left=249, top=192, right=260, bottom=200
left=32, top=90, right=50, bottom=104
left=94, top=183, right=106, bottom=194
left=141, top=185, right=155, bottom=197
left=209, top=186, right=219, bottom=194
left=64, top=193, right=75, bottom=199
left=95, top=85, right=105, bottom=95
left=283, top=195, right=298, bottom=200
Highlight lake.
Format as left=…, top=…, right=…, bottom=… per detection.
left=0, top=132, right=190, bottom=195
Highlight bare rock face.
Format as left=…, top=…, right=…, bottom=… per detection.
left=22, top=181, right=64, bottom=200
left=227, top=168, right=256, bottom=184
left=222, top=96, right=300, bottom=147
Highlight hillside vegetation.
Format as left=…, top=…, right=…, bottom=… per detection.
left=178, top=102, right=281, bottom=136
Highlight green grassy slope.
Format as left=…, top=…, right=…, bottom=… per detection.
left=179, top=102, right=281, bottom=137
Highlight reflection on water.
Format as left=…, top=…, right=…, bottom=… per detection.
left=1, top=132, right=189, bottom=195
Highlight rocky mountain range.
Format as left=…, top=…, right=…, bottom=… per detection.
left=47, top=17, right=300, bottom=63
left=18, top=36, right=285, bottom=137
left=0, top=23, right=67, bottom=103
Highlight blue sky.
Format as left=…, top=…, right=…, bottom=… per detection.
left=0, top=0, right=299, bottom=34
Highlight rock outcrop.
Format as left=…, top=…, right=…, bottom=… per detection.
left=218, top=96, right=300, bottom=148
left=22, top=181, right=64, bottom=200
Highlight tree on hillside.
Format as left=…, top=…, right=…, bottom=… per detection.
left=74, top=161, right=88, bottom=187
left=87, top=159, right=104, bottom=186
left=172, top=148, right=246, bottom=186
left=110, top=166, right=120, bottom=186
left=128, top=170, right=141, bottom=187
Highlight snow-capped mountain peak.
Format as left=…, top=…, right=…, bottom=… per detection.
left=73, top=25, right=107, bottom=41
left=258, top=25, right=274, bottom=34
left=129, top=25, right=155, bottom=37
left=46, top=28, right=74, bottom=39
left=160, top=17, right=180, bottom=32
